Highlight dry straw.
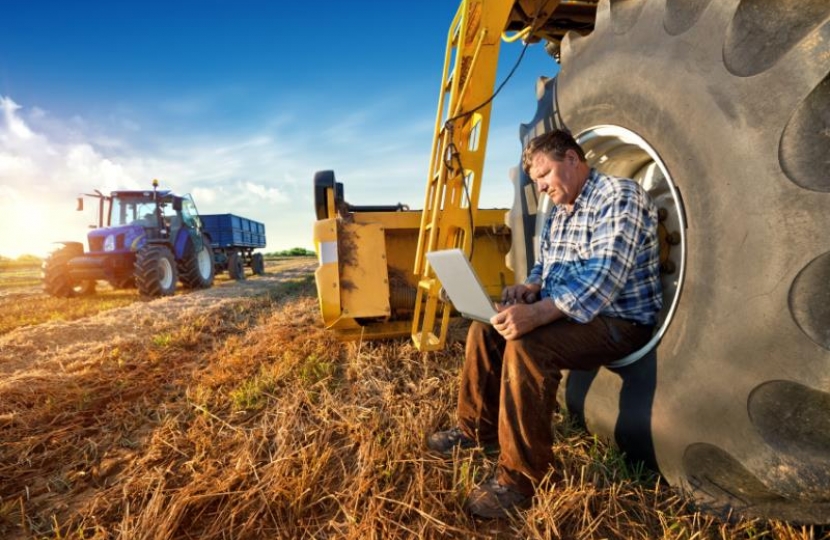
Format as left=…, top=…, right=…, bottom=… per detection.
left=0, top=263, right=826, bottom=539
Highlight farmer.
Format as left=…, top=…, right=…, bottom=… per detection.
left=427, top=129, right=663, bottom=519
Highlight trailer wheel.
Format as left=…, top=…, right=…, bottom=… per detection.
left=228, top=251, right=246, bottom=281
left=42, top=243, right=95, bottom=297
left=251, top=253, right=265, bottom=275
left=135, top=245, right=177, bottom=297
left=524, top=0, right=830, bottom=523
left=179, top=233, right=215, bottom=289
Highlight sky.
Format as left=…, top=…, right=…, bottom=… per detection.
left=0, top=0, right=560, bottom=258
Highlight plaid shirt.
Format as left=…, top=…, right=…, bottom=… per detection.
left=526, top=169, right=663, bottom=325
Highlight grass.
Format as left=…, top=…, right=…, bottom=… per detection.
left=0, top=266, right=827, bottom=539
left=0, top=262, right=42, bottom=290
left=0, top=257, right=307, bottom=336
left=0, top=292, right=139, bottom=335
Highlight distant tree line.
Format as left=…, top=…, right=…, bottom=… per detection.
left=0, top=254, right=43, bottom=263
left=266, top=247, right=315, bottom=257
left=0, top=254, right=43, bottom=268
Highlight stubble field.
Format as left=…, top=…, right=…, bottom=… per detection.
left=0, top=259, right=825, bottom=539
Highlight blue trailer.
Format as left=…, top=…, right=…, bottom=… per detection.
left=200, top=214, right=267, bottom=280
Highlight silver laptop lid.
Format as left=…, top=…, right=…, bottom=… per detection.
left=426, top=249, right=497, bottom=323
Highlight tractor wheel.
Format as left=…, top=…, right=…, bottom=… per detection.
left=516, top=0, right=830, bottom=522
left=251, top=252, right=265, bottom=275
left=228, top=251, right=246, bottom=281
left=135, top=245, right=178, bottom=298
left=42, top=243, right=95, bottom=297
left=178, top=233, right=215, bottom=289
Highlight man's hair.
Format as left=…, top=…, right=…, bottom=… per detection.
left=521, top=129, right=587, bottom=175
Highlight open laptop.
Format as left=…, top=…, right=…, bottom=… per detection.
left=426, top=249, right=498, bottom=323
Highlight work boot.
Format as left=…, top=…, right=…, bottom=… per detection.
left=465, top=477, right=532, bottom=519
left=426, top=427, right=498, bottom=456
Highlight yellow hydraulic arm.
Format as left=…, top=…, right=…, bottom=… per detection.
left=410, top=0, right=565, bottom=351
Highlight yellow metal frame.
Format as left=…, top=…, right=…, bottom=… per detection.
left=411, top=0, right=518, bottom=351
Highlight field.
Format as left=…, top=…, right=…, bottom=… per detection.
left=0, top=260, right=826, bottom=539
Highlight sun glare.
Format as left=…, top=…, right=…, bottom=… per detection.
left=0, top=197, right=91, bottom=259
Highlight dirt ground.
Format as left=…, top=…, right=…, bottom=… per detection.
left=0, top=259, right=314, bottom=376
left=0, top=259, right=320, bottom=538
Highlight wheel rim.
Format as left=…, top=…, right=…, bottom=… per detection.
left=197, top=247, right=212, bottom=278
left=537, top=125, right=687, bottom=367
left=159, top=257, right=174, bottom=289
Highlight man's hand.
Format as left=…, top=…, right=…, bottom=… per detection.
left=490, top=298, right=563, bottom=340
left=500, top=283, right=541, bottom=307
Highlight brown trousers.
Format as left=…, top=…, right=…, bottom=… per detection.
left=457, top=316, right=653, bottom=496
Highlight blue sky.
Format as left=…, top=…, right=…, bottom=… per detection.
left=0, top=0, right=559, bottom=257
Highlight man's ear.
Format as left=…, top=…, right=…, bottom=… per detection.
left=565, top=148, right=579, bottom=165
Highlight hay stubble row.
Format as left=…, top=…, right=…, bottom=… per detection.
left=0, top=260, right=824, bottom=539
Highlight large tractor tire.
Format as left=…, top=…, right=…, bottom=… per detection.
left=228, top=251, right=246, bottom=281
left=135, top=245, right=178, bottom=298
left=178, top=233, right=215, bottom=289
left=514, top=0, right=830, bottom=523
left=42, top=243, right=96, bottom=297
left=251, top=252, right=265, bottom=276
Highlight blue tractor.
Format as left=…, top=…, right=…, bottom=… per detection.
left=43, top=180, right=215, bottom=298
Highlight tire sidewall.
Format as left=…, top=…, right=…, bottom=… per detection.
left=228, top=252, right=246, bottom=281
left=178, top=233, right=215, bottom=289
left=136, top=245, right=178, bottom=297
left=43, top=243, right=85, bottom=297
left=195, top=234, right=215, bottom=286
left=252, top=253, right=265, bottom=275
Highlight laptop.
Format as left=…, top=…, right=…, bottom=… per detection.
left=425, top=249, right=498, bottom=323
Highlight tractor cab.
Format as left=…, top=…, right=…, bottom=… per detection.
left=78, top=187, right=203, bottom=255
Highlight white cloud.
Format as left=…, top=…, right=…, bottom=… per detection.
left=0, top=152, right=38, bottom=178
left=244, top=181, right=288, bottom=204
left=0, top=97, right=34, bottom=140
left=0, top=184, right=22, bottom=203
left=191, top=186, right=218, bottom=205
left=64, top=144, right=137, bottom=189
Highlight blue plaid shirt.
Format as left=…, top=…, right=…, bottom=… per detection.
left=526, top=169, right=662, bottom=325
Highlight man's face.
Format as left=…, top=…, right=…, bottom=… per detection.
left=527, top=149, right=583, bottom=207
